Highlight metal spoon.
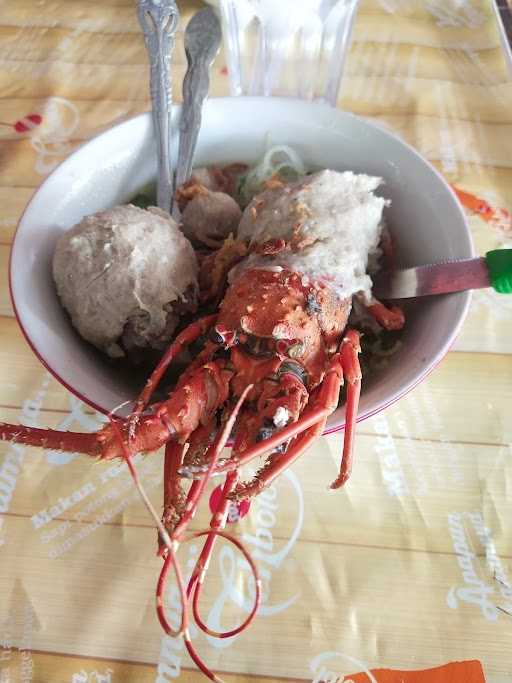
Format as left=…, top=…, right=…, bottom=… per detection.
left=172, top=7, right=222, bottom=213
left=138, top=0, right=180, bottom=211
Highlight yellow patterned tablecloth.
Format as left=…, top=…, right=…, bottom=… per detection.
left=1, top=2, right=511, bottom=682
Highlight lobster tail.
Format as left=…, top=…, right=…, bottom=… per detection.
left=0, top=422, right=101, bottom=457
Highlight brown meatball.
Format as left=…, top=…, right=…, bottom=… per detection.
left=190, top=164, right=247, bottom=197
left=53, top=205, right=198, bottom=359
left=181, top=190, right=242, bottom=249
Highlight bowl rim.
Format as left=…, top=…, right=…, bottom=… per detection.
left=9, top=96, right=473, bottom=430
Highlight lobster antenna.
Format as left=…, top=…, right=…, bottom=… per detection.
left=189, top=528, right=262, bottom=638
left=155, top=385, right=254, bottom=640
left=184, top=630, right=225, bottom=683
left=108, top=417, right=189, bottom=637
left=107, top=402, right=172, bottom=547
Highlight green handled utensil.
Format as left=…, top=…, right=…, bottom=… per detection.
left=486, top=249, right=512, bottom=293
left=373, top=249, right=512, bottom=299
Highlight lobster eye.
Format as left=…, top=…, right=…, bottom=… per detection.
left=256, top=426, right=274, bottom=442
left=209, top=328, right=224, bottom=344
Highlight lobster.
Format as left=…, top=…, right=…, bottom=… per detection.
left=0, top=169, right=404, bottom=681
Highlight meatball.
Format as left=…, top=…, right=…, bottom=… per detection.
left=189, top=164, right=247, bottom=197
left=181, top=188, right=242, bottom=249
left=53, top=204, right=198, bottom=358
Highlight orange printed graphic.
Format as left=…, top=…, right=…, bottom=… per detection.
left=452, top=185, right=511, bottom=235
left=345, top=659, right=485, bottom=682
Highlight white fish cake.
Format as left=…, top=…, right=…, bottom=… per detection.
left=235, top=170, right=387, bottom=301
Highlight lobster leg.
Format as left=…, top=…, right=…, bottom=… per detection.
left=233, top=411, right=329, bottom=500
left=366, top=298, right=405, bottom=331
left=330, top=329, right=362, bottom=489
left=134, top=314, right=218, bottom=415
left=159, top=441, right=188, bottom=555
left=0, top=423, right=101, bottom=456
left=1, top=357, right=231, bottom=461
left=187, top=400, right=333, bottom=479
left=95, top=360, right=233, bottom=460
left=0, top=317, right=221, bottom=460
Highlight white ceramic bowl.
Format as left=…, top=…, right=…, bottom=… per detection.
left=10, top=97, right=472, bottom=430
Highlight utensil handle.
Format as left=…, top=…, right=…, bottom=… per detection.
left=174, top=7, right=221, bottom=198
left=138, top=0, right=180, bottom=212
left=175, top=65, right=209, bottom=190
left=485, top=249, right=512, bottom=294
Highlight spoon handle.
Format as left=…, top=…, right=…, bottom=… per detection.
left=138, top=0, right=180, bottom=212
left=174, top=66, right=207, bottom=193
left=174, top=8, right=222, bottom=195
